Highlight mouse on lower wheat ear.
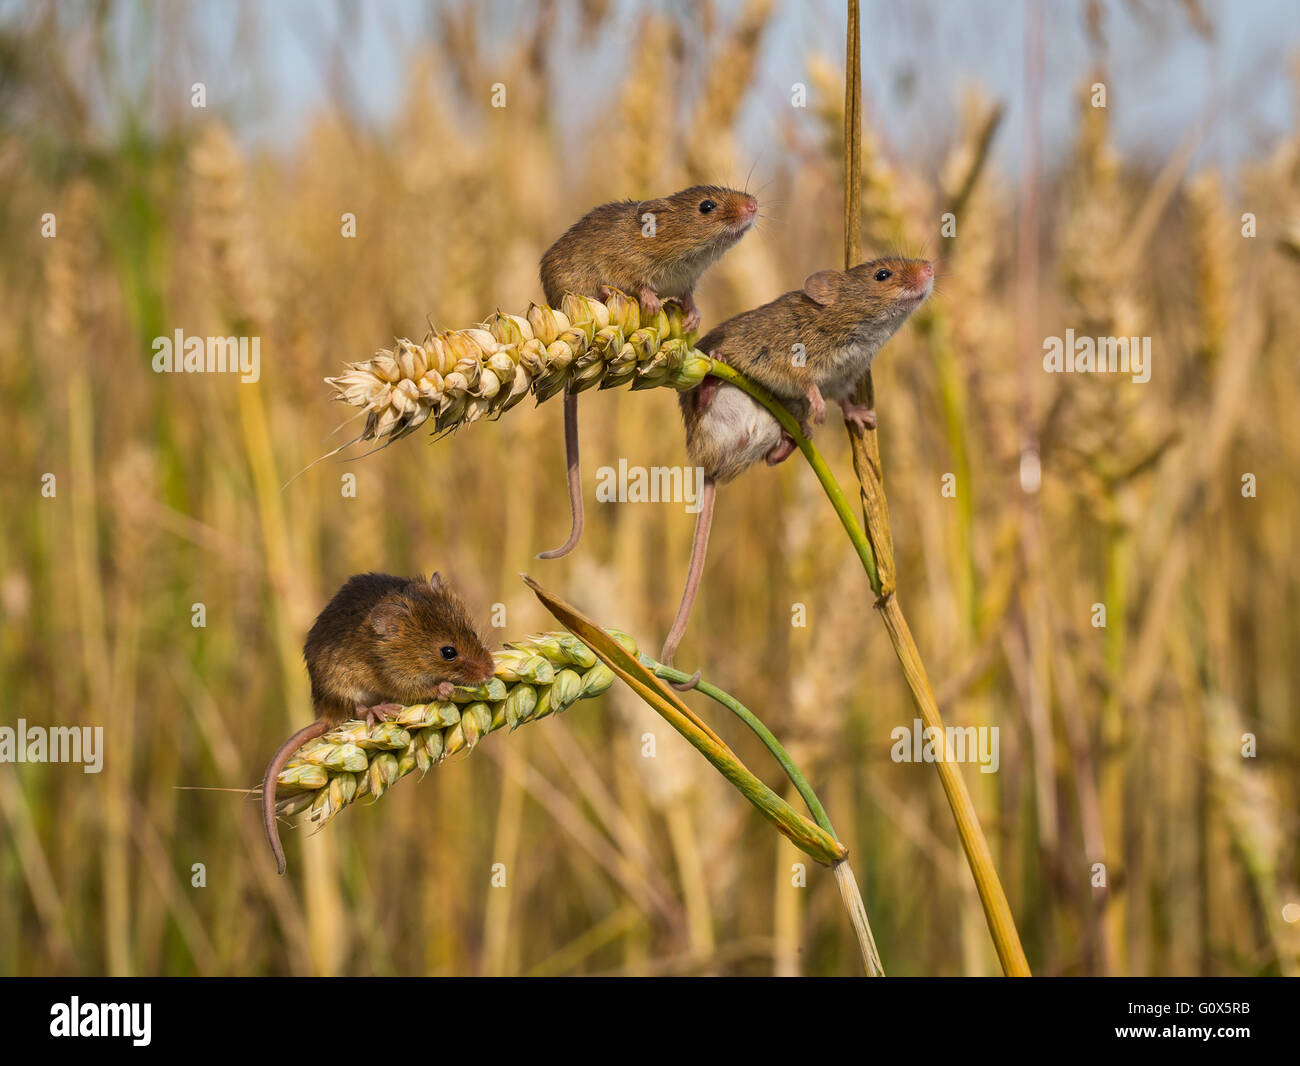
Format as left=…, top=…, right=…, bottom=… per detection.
left=662, top=257, right=935, bottom=687
left=535, top=184, right=758, bottom=560
left=262, top=571, right=496, bottom=874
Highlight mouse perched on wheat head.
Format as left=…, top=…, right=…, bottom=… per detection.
left=536, top=185, right=759, bottom=559
left=262, top=571, right=495, bottom=874
left=665, top=258, right=935, bottom=686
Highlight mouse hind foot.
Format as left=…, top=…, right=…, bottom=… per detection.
left=635, top=286, right=664, bottom=314
left=839, top=398, right=876, bottom=432
left=360, top=702, right=402, bottom=729
left=764, top=432, right=798, bottom=466
left=679, top=289, right=701, bottom=332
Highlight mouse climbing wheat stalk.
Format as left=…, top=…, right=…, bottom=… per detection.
left=262, top=571, right=495, bottom=874
left=536, top=184, right=758, bottom=559
left=662, top=257, right=934, bottom=687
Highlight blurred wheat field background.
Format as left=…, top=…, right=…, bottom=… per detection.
left=1, top=0, right=1298, bottom=976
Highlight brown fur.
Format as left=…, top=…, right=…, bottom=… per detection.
left=678, top=257, right=934, bottom=482
left=302, top=571, right=495, bottom=717
left=263, top=571, right=495, bottom=874
left=689, top=257, right=934, bottom=410
left=663, top=258, right=933, bottom=676
left=539, top=185, right=757, bottom=305
left=536, top=184, right=758, bottom=559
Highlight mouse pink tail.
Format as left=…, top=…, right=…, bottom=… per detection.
left=263, top=718, right=331, bottom=876
left=537, top=392, right=584, bottom=560
left=660, top=476, right=715, bottom=684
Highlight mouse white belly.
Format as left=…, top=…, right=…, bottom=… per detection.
left=819, top=339, right=877, bottom=402
left=689, top=382, right=786, bottom=484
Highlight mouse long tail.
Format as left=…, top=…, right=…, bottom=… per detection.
left=263, top=718, right=332, bottom=876
left=537, top=391, right=584, bottom=559
left=661, top=476, right=715, bottom=689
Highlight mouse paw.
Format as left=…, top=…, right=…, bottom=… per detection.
left=680, top=290, right=701, bottom=332
left=693, top=374, right=722, bottom=411
left=805, top=385, right=826, bottom=426
left=637, top=288, right=664, bottom=318
left=435, top=680, right=457, bottom=701
left=764, top=433, right=798, bottom=466
left=840, top=399, right=877, bottom=432
left=360, top=702, right=402, bottom=728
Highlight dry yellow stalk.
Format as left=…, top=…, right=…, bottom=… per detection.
left=190, top=124, right=274, bottom=332
left=1187, top=169, right=1232, bottom=366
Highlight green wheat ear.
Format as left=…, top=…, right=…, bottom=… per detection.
left=325, top=291, right=710, bottom=448
left=267, top=631, right=621, bottom=828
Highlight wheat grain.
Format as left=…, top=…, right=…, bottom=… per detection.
left=267, top=631, right=624, bottom=834
left=327, top=292, right=710, bottom=448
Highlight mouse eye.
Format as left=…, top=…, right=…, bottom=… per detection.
left=698, top=199, right=717, bottom=214
left=439, top=645, right=458, bottom=661
left=874, top=268, right=893, bottom=282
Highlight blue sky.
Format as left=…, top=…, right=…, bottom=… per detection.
left=77, top=0, right=1300, bottom=176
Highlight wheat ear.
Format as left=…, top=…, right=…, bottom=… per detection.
left=267, top=632, right=621, bottom=828
left=325, top=292, right=709, bottom=449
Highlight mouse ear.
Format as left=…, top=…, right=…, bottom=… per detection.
left=428, top=572, right=446, bottom=592
left=368, top=597, right=410, bottom=637
left=803, top=271, right=840, bottom=306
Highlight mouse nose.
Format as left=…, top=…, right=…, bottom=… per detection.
left=918, top=261, right=934, bottom=280
left=740, top=195, right=758, bottom=217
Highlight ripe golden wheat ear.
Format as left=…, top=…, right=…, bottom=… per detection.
left=325, top=292, right=710, bottom=449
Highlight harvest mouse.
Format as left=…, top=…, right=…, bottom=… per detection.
left=262, top=571, right=496, bottom=874
left=536, top=184, right=759, bottom=559
left=663, top=257, right=935, bottom=684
